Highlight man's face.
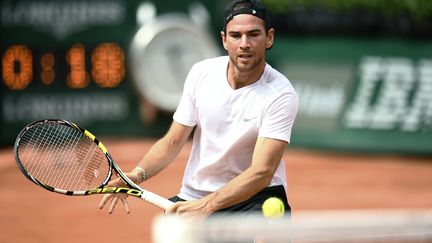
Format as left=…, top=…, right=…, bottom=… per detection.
left=221, top=14, right=274, bottom=73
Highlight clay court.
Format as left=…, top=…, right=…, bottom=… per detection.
left=1, top=139, right=431, bottom=243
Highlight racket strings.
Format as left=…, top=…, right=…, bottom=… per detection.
left=44, top=123, right=79, bottom=188
left=23, top=123, right=65, bottom=183
left=74, top=137, right=105, bottom=190
left=17, top=122, right=110, bottom=191
left=21, top=123, right=80, bottom=189
left=50, top=125, right=88, bottom=190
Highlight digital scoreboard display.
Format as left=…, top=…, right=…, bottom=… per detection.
left=1, top=0, right=221, bottom=146
left=1, top=42, right=131, bottom=125
left=1, top=0, right=159, bottom=145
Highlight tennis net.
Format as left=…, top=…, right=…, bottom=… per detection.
left=153, top=209, right=432, bottom=243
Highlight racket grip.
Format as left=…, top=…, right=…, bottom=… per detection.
left=142, top=190, right=174, bottom=210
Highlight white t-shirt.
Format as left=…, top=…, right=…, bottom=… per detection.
left=173, top=56, right=298, bottom=200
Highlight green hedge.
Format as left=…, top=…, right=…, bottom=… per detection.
left=262, top=0, right=432, bottom=20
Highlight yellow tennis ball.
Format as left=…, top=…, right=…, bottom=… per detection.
left=262, top=197, right=285, bottom=219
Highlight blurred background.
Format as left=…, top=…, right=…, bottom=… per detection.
left=1, top=0, right=432, bottom=152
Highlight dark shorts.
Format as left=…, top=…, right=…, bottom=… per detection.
left=169, top=185, right=291, bottom=218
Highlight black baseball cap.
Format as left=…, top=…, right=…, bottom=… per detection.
left=223, top=0, right=271, bottom=32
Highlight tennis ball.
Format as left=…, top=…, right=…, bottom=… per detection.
left=262, top=197, right=285, bottom=219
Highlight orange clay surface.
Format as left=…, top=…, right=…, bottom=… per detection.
left=1, top=139, right=431, bottom=243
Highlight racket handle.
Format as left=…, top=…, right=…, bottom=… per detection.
left=142, top=190, right=174, bottom=210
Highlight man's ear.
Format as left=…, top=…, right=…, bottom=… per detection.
left=265, top=28, right=275, bottom=49
left=221, top=31, right=228, bottom=50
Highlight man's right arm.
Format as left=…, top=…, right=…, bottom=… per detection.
left=133, top=121, right=194, bottom=184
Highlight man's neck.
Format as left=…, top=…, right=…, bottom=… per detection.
left=226, top=61, right=265, bottom=90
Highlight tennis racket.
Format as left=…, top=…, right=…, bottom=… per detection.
left=14, top=119, right=173, bottom=210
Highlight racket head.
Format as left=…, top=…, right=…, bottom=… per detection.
left=14, top=119, right=113, bottom=195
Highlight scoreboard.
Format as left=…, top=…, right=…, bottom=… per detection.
left=1, top=0, right=137, bottom=146
left=0, top=0, right=221, bottom=146
left=1, top=41, right=131, bottom=125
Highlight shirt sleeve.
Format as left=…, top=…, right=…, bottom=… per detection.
left=173, top=63, right=198, bottom=127
left=258, top=91, right=299, bottom=143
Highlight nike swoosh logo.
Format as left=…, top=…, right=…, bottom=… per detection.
left=243, top=116, right=259, bottom=122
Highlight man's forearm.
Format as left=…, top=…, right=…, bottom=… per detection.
left=202, top=165, right=275, bottom=212
left=203, top=137, right=286, bottom=212
left=136, top=137, right=185, bottom=181
left=133, top=122, right=193, bottom=183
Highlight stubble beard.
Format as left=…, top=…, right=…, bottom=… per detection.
left=229, top=53, right=263, bottom=73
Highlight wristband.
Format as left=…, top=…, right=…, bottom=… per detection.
left=134, top=166, right=146, bottom=183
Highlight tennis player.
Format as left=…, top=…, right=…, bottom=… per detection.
left=99, top=0, right=298, bottom=218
